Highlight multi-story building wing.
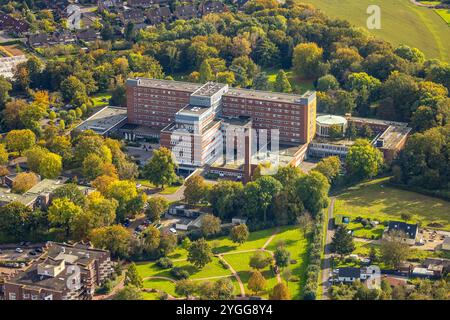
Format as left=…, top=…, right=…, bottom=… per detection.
left=3, top=242, right=113, bottom=300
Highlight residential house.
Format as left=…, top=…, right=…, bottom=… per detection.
left=98, top=0, right=124, bottom=12
left=127, top=0, right=161, bottom=8
left=120, top=8, right=146, bottom=24
left=146, top=6, right=172, bottom=25
left=422, top=258, right=450, bottom=277
left=28, top=31, right=76, bottom=47
left=337, top=267, right=361, bottom=283
left=383, top=221, right=419, bottom=245
left=174, top=5, right=197, bottom=20
left=76, top=28, right=100, bottom=42
left=442, top=237, right=450, bottom=251
left=0, top=12, right=30, bottom=34
left=3, top=242, right=113, bottom=300
left=199, top=1, right=228, bottom=16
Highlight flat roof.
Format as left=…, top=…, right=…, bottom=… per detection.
left=317, top=114, right=347, bottom=125
left=225, top=88, right=315, bottom=104
left=191, top=82, right=228, bottom=97
left=26, top=179, right=66, bottom=195
left=74, top=106, right=127, bottom=135
left=177, top=104, right=210, bottom=116
left=377, top=125, right=411, bottom=150
left=128, top=78, right=202, bottom=92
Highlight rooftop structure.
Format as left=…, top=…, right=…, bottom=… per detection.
left=225, top=88, right=315, bottom=105
left=127, top=77, right=201, bottom=92
left=74, top=106, right=127, bottom=136
left=316, top=114, right=347, bottom=126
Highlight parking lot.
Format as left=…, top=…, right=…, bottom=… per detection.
left=0, top=244, right=45, bottom=263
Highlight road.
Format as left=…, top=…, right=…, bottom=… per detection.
left=320, top=197, right=335, bottom=300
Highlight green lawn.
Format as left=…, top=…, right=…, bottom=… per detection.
left=266, top=226, right=309, bottom=299
left=90, top=93, right=112, bottom=107
left=334, top=177, right=450, bottom=232
left=137, top=179, right=181, bottom=195
left=136, top=226, right=309, bottom=300
left=435, top=8, right=450, bottom=25
left=224, top=251, right=278, bottom=298
left=264, top=68, right=314, bottom=94
left=304, top=0, right=450, bottom=62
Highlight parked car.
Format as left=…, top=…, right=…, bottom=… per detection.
left=15, top=248, right=23, bottom=253
left=29, top=251, right=37, bottom=256
left=35, top=247, right=43, bottom=253
left=169, top=228, right=177, bottom=234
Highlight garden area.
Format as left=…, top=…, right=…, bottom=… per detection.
left=334, top=177, right=450, bottom=239
left=135, top=225, right=310, bottom=300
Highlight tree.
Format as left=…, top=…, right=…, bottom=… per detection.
left=90, top=225, right=132, bottom=259
left=0, top=144, right=9, bottom=165
left=124, top=263, right=143, bottom=289
left=331, top=226, right=355, bottom=258
left=146, top=196, right=169, bottom=222
left=249, top=251, right=271, bottom=270
left=53, top=183, right=86, bottom=207
left=248, top=270, right=266, bottom=295
left=317, top=74, right=339, bottom=91
left=3, top=99, right=28, bottom=129
left=369, top=246, right=377, bottom=263
left=281, top=269, right=292, bottom=287
left=82, top=154, right=106, bottom=181
left=200, top=214, right=221, bottom=237
left=141, top=226, right=161, bottom=252
left=380, top=231, right=411, bottom=269
left=106, top=180, right=143, bottom=222
left=230, top=224, right=249, bottom=244
left=209, top=180, right=243, bottom=220
left=12, top=172, right=38, bottom=194
left=292, top=42, right=324, bottom=80
left=212, top=278, right=234, bottom=300
left=48, top=198, right=83, bottom=238
left=274, top=246, right=290, bottom=268
left=243, top=176, right=282, bottom=222
left=270, top=282, right=290, bottom=300
left=114, top=286, right=143, bottom=300
left=253, top=72, right=269, bottom=90
left=60, top=76, right=88, bottom=106
left=187, top=238, right=213, bottom=269
left=85, top=191, right=117, bottom=227
left=5, top=129, right=36, bottom=154
left=175, top=280, right=198, bottom=299
left=313, top=156, right=341, bottom=183
left=143, top=147, right=178, bottom=188
left=296, top=171, right=330, bottom=216
left=346, top=139, right=384, bottom=179
left=297, top=213, right=313, bottom=236
left=199, top=61, right=214, bottom=83
left=159, top=232, right=178, bottom=256
left=184, top=175, right=209, bottom=204
left=0, top=75, right=12, bottom=107
left=274, top=69, right=292, bottom=93
left=38, top=152, right=62, bottom=179
left=401, top=213, right=412, bottom=222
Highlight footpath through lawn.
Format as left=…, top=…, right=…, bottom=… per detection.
left=136, top=225, right=309, bottom=299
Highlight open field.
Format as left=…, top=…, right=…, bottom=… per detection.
left=304, top=0, right=450, bottom=62
left=264, top=68, right=314, bottom=94
left=334, top=177, right=450, bottom=232
left=136, top=225, right=309, bottom=300
left=435, top=8, right=450, bottom=25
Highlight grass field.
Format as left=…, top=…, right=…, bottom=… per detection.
left=304, top=0, right=450, bottom=62
left=435, top=9, right=450, bottom=25
left=90, top=93, right=111, bottom=107
left=264, top=68, right=314, bottom=94
left=137, top=179, right=181, bottom=195
left=334, top=177, right=450, bottom=232
left=136, top=226, right=309, bottom=300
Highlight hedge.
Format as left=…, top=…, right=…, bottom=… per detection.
left=302, top=211, right=324, bottom=300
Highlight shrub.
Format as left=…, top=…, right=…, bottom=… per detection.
left=170, top=267, right=190, bottom=280
left=157, top=257, right=173, bottom=269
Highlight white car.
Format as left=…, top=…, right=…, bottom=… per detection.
left=15, top=248, right=23, bottom=253
left=169, top=228, right=177, bottom=234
